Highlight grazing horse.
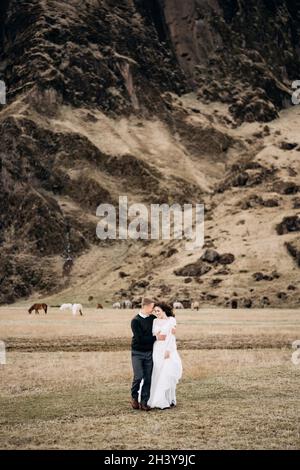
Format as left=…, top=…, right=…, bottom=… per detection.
left=60, top=303, right=73, bottom=311
left=97, top=304, right=103, bottom=309
left=28, top=303, right=48, bottom=315
left=122, top=300, right=132, bottom=309
left=72, top=304, right=83, bottom=316
left=191, top=301, right=200, bottom=311
left=60, top=303, right=83, bottom=316
left=112, top=302, right=121, bottom=309
left=173, top=301, right=184, bottom=309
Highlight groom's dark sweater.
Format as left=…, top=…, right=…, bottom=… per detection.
left=131, top=314, right=156, bottom=352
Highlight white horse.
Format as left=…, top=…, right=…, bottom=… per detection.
left=72, top=304, right=83, bottom=316
left=112, top=302, right=121, bottom=309
left=60, top=303, right=83, bottom=316
left=173, top=301, right=184, bottom=309
left=60, top=303, right=73, bottom=312
left=122, top=300, right=132, bottom=309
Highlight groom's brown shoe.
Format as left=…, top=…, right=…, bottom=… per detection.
left=131, top=398, right=140, bottom=410
left=140, top=403, right=151, bottom=411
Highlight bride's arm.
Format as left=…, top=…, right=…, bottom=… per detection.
left=164, top=319, right=176, bottom=358
left=171, top=317, right=177, bottom=335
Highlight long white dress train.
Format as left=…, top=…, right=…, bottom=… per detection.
left=148, top=317, right=182, bottom=409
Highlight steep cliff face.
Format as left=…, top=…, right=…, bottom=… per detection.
left=1, top=0, right=299, bottom=117
left=0, top=1, right=300, bottom=306
left=0, top=0, right=197, bottom=303
left=0, top=0, right=186, bottom=113
left=161, top=0, right=300, bottom=122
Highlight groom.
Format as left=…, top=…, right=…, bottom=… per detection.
left=130, top=297, right=166, bottom=411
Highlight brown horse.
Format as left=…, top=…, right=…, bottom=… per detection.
left=28, top=303, right=48, bottom=315
left=97, top=304, right=103, bottom=309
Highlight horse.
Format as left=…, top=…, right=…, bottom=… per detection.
left=191, top=301, right=200, bottom=311
left=112, top=302, right=121, bottom=309
left=60, top=303, right=83, bottom=316
left=72, top=304, right=83, bottom=316
left=28, top=303, right=48, bottom=315
left=122, top=300, right=132, bottom=309
left=97, top=304, right=103, bottom=309
left=173, top=301, right=184, bottom=309
left=60, top=303, right=73, bottom=311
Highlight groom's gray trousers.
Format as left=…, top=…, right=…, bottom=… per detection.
left=131, top=350, right=153, bottom=405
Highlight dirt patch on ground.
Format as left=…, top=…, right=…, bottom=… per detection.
left=5, top=333, right=293, bottom=352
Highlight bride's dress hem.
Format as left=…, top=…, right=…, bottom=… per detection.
left=147, top=317, right=182, bottom=410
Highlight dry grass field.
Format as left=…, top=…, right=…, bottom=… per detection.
left=0, top=307, right=300, bottom=449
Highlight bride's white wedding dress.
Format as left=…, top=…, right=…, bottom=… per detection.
left=148, top=317, right=182, bottom=409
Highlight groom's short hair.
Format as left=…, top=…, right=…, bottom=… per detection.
left=142, top=297, right=155, bottom=306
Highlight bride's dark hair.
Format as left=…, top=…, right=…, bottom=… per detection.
left=155, top=302, right=175, bottom=317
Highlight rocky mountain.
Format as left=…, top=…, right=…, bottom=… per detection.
left=0, top=0, right=300, bottom=307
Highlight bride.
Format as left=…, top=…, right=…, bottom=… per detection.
left=148, top=303, right=182, bottom=409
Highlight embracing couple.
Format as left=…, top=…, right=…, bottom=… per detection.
left=130, top=297, right=182, bottom=411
